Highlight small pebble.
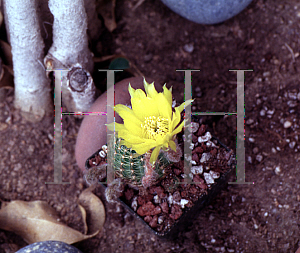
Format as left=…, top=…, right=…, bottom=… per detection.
left=131, top=197, right=138, bottom=211
left=287, top=100, right=297, bottom=107
left=200, top=153, right=211, bottom=163
left=289, top=141, right=296, bottom=149
left=275, top=166, right=281, bottom=175
left=210, top=170, right=220, bottom=179
left=204, top=172, right=214, bottom=184
left=198, top=132, right=212, bottom=143
left=256, top=154, right=263, bottom=162
left=191, top=165, right=203, bottom=175
left=260, top=110, right=266, bottom=116
left=190, top=122, right=199, bottom=133
left=283, top=121, right=292, bottom=128
left=249, top=137, right=255, bottom=143
left=246, top=118, right=254, bottom=125
left=183, top=43, right=194, bottom=53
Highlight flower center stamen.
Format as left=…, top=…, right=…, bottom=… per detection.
left=142, top=116, right=169, bottom=139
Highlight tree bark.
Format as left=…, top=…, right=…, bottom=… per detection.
left=45, top=0, right=95, bottom=112
left=45, top=0, right=93, bottom=72
left=3, top=0, right=52, bottom=121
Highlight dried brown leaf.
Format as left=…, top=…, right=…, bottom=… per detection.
left=78, top=187, right=106, bottom=235
left=0, top=191, right=105, bottom=244
left=98, top=0, right=117, bottom=32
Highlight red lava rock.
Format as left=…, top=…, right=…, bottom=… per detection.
left=160, top=201, right=169, bottom=213
left=193, top=174, right=202, bottom=183
left=169, top=204, right=183, bottom=220
left=149, top=186, right=164, bottom=195
left=144, top=215, right=152, bottom=223
left=125, top=188, right=134, bottom=201
left=145, top=193, right=154, bottom=202
left=192, top=146, right=203, bottom=154
left=192, top=153, right=199, bottom=163
left=173, top=168, right=181, bottom=176
left=172, top=191, right=181, bottom=202
left=137, top=196, right=146, bottom=206
left=197, top=124, right=206, bottom=136
left=181, top=190, right=188, bottom=198
left=210, top=148, right=217, bottom=156
left=190, top=186, right=198, bottom=195
left=192, top=176, right=207, bottom=190
left=158, top=191, right=167, bottom=199
left=149, top=215, right=158, bottom=228
left=137, top=201, right=161, bottom=216
left=192, top=134, right=198, bottom=143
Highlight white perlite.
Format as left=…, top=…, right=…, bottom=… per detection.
left=153, top=195, right=160, bottom=204
left=204, top=172, right=214, bottom=184
left=158, top=216, right=164, bottom=224
left=179, top=199, right=189, bottom=208
left=210, top=170, right=220, bottom=179
left=167, top=194, right=173, bottom=205
left=198, top=132, right=212, bottom=143
left=191, top=165, right=203, bottom=174
left=200, top=153, right=211, bottom=163
left=131, top=197, right=138, bottom=211
left=190, top=122, right=200, bottom=133
left=206, top=140, right=218, bottom=148
left=99, top=150, right=106, bottom=158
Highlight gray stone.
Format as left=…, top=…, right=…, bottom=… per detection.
left=160, top=0, right=252, bottom=24
left=16, top=241, right=83, bottom=253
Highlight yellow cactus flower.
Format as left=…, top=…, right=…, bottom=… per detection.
left=108, top=78, right=193, bottom=164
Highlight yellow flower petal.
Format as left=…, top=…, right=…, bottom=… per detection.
left=131, top=97, right=159, bottom=121
left=176, top=99, right=194, bottom=113
left=169, top=140, right=176, bottom=151
left=118, top=131, right=146, bottom=144
left=163, top=84, right=172, bottom=106
left=128, top=83, right=135, bottom=97
left=155, top=93, right=172, bottom=119
left=106, top=122, right=126, bottom=132
left=143, top=78, right=158, bottom=98
left=150, top=146, right=161, bottom=164
left=171, top=121, right=184, bottom=136
left=172, top=108, right=181, bottom=130
left=115, top=104, right=142, bottom=124
left=133, top=142, right=157, bottom=155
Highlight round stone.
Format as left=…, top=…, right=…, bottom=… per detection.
left=160, top=0, right=253, bottom=24
left=16, top=241, right=83, bottom=253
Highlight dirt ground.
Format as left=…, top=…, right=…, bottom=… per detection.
left=0, top=0, right=300, bottom=252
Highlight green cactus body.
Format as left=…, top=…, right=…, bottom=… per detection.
left=112, top=137, right=172, bottom=187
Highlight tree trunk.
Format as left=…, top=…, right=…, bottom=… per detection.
left=45, top=0, right=95, bottom=112
left=3, top=0, right=52, bottom=121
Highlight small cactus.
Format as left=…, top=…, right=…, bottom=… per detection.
left=112, top=137, right=178, bottom=188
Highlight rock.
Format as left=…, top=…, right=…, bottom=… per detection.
left=15, top=241, right=83, bottom=253
left=75, top=77, right=158, bottom=171
left=137, top=201, right=161, bottom=216
left=160, top=0, right=252, bottom=25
